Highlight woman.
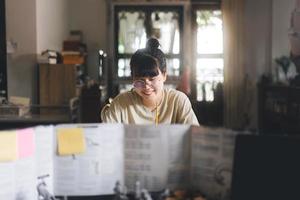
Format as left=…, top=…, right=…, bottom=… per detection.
left=101, top=38, right=199, bottom=125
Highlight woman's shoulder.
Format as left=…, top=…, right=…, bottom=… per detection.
left=111, top=89, right=138, bottom=106
left=164, top=88, right=189, bottom=100
left=114, top=90, right=132, bottom=99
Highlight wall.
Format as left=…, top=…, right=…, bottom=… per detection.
left=68, top=0, right=108, bottom=80
left=6, top=0, right=37, bottom=101
left=243, top=0, right=296, bottom=129
left=6, top=0, right=70, bottom=103
left=36, top=0, right=70, bottom=53
left=245, top=0, right=273, bottom=78
left=272, top=0, right=295, bottom=79
left=220, top=0, right=294, bottom=130
left=272, top=0, right=294, bottom=59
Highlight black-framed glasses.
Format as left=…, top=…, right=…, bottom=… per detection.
left=133, top=78, right=160, bottom=89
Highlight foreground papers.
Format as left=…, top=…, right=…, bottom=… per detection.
left=0, top=124, right=244, bottom=200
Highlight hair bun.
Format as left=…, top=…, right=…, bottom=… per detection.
left=146, top=38, right=160, bottom=50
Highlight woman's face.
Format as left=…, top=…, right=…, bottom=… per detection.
left=133, top=70, right=166, bottom=102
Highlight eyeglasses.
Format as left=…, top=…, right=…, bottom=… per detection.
left=133, top=77, right=160, bottom=89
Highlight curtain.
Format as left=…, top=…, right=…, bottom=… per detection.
left=222, top=0, right=248, bottom=129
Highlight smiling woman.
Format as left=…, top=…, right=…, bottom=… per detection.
left=101, top=38, right=199, bottom=125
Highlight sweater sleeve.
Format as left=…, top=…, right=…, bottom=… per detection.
left=100, top=99, right=122, bottom=123
left=176, top=93, right=199, bottom=126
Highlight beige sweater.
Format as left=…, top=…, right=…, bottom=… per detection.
left=101, top=88, right=199, bottom=125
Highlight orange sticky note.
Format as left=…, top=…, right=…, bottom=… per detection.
left=17, top=128, right=35, bottom=158
left=57, top=128, right=85, bottom=155
left=0, top=131, right=17, bottom=161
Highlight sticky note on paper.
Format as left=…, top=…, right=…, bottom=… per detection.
left=17, top=128, right=35, bottom=158
left=57, top=128, right=85, bottom=156
left=0, top=131, right=17, bottom=161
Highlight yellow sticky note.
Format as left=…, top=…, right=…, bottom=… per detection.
left=57, top=128, right=85, bottom=156
left=0, top=131, right=17, bottom=162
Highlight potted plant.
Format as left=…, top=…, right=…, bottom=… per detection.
left=275, top=56, right=291, bottom=84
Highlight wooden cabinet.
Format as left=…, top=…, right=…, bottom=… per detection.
left=38, top=64, right=78, bottom=106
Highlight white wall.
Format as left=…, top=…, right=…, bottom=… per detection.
left=272, top=0, right=294, bottom=59
left=36, top=0, right=70, bottom=53
left=272, top=0, right=296, bottom=81
left=241, top=0, right=273, bottom=129
left=242, top=0, right=297, bottom=129
left=6, top=0, right=70, bottom=103
left=68, top=0, right=108, bottom=80
left=6, top=0, right=37, bottom=101
left=245, top=0, right=273, bottom=78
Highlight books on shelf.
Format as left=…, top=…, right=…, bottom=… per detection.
left=61, top=51, right=85, bottom=64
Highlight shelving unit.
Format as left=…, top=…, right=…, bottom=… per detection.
left=258, top=84, right=300, bottom=135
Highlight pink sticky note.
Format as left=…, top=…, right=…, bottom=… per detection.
left=17, top=128, right=35, bottom=158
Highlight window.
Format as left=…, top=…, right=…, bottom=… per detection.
left=195, top=9, right=223, bottom=101
left=111, top=3, right=224, bottom=103
left=113, top=6, right=183, bottom=95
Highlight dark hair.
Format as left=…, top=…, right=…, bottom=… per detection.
left=130, top=38, right=167, bottom=78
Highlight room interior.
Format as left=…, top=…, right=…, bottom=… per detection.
left=1, top=0, right=300, bottom=199
left=1, top=0, right=296, bottom=132
left=1, top=0, right=298, bottom=133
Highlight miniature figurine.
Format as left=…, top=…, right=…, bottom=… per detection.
left=134, top=181, right=142, bottom=200
left=193, top=194, right=206, bottom=200
left=114, top=181, right=128, bottom=200
left=174, top=189, right=186, bottom=200
left=37, top=174, right=57, bottom=200
left=141, top=189, right=152, bottom=200
left=192, top=191, right=207, bottom=200
left=158, top=188, right=171, bottom=200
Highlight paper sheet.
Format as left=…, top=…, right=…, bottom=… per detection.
left=165, top=125, right=191, bottom=189
left=190, top=126, right=238, bottom=200
left=54, top=124, right=124, bottom=196
left=15, top=157, right=37, bottom=200
left=124, top=125, right=169, bottom=191
left=35, top=125, right=55, bottom=197
left=0, top=162, right=15, bottom=199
